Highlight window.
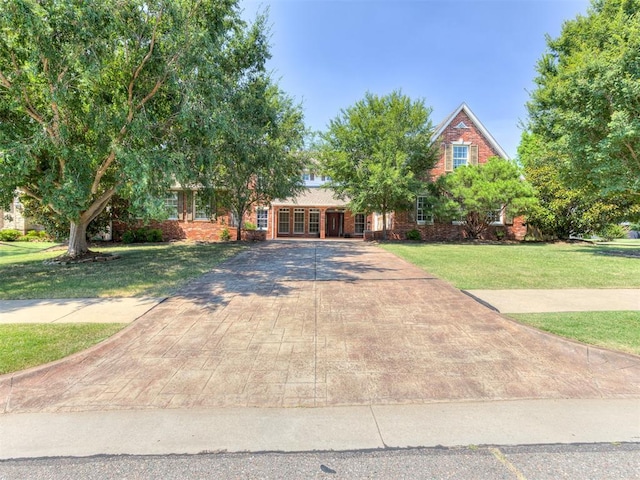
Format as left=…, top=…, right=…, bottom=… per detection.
left=309, top=209, right=320, bottom=234
left=416, top=196, right=433, bottom=225
left=303, top=172, right=315, bottom=181
left=354, top=213, right=365, bottom=234
left=487, top=208, right=503, bottom=225
left=453, top=145, right=468, bottom=169
left=165, top=192, right=179, bottom=220
left=294, top=208, right=305, bottom=234
left=278, top=208, right=290, bottom=234
left=256, top=207, right=268, bottom=231
left=194, top=193, right=212, bottom=220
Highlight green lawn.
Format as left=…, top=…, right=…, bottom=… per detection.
left=382, top=241, right=640, bottom=356
left=510, top=311, right=640, bottom=356
left=0, top=323, right=126, bottom=375
left=0, top=242, right=245, bottom=299
left=381, top=242, right=640, bottom=289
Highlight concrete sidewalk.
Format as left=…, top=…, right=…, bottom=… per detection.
left=465, top=289, right=640, bottom=314
left=2, top=288, right=637, bottom=324
left=2, top=399, right=639, bottom=458
left=0, top=297, right=165, bottom=324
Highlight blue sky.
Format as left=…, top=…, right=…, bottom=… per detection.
left=240, top=0, right=591, bottom=158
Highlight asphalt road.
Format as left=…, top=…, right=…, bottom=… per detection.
left=1, top=444, right=639, bottom=480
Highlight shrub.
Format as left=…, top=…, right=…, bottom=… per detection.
left=0, top=229, right=21, bottom=241
left=122, top=227, right=163, bottom=244
left=598, top=224, right=626, bottom=241
left=243, top=221, right=257, bottom=231
left=495, top=228, right=506, bottom=241
left=18, top=230, right=50, bottom=242
left=405, top=229, right=421, bottom=241
left=220, top=228, right=231, bottom=242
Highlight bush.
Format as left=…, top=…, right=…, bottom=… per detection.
left=405, top=229, right=421, bottom=241
left=243, top=221, right=257, bottom=231
left=17, top=230, right=50, bottom=242
left=122, top=227, right=163, bottom=244
left=597, top=224, right=626, bottom=241
left=220, top=227, right=231, bottom=242
left=0, top=229, right=21, bottom=241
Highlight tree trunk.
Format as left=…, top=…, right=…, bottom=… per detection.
left=67, top=220, right=89, bottom=258
left=382, top=210, right=388, bottom=240
left=235, top=208, right=245, bottom=241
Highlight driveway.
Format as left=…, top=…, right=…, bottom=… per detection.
left=2, top=241, right=640, bottom=413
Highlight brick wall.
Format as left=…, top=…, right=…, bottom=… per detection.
left=430, top=110, right=502, bottom=180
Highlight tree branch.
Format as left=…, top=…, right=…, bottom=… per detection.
left=0, top=70, right=11, bottom=88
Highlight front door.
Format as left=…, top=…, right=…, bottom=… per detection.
left=326, top=212, right=343, bottom=237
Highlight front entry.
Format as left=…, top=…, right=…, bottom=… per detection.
left=326, top=212, right=344, bottom=237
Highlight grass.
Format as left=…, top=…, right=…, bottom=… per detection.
left=0, top=241, right=245, bottom=299
left=0, top=241, right=60, bottom=256
left=0, top=323, right=126, bottom=375
left=381, top=242, right=640, bottom=289
left=510, top=311, right=640, bottom=356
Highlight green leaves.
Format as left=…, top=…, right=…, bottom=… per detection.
left=435, top=157, right=537, bottom=239
left=0, top=0, right=270, bottom=254
left=320, top=90, right=438, bottom=237
left=527, top=0, right=640, bottom=201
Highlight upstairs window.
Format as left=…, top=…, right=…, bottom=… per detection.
left=453, top=145, right=468, bottom=169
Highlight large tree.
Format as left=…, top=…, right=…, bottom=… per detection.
left=320, top=91, right=438, bottom=239
left=526, top=0, right=640, bottom=202
left=196, top=76, right=307, bottom=241
left=434, top=157, right=537, bottom=239
left=518, top=130, right=639, bottom=238
left=0, top=0, right=266, bottom=258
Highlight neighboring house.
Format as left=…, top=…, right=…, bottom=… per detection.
left=113, top=102, right=526, bottom=242
left=0, top=196, right=42, bottom=234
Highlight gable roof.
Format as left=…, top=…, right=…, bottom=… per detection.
left=431, top=103, right=510, bottom=160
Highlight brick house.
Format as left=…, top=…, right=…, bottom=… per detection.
left=379, top=102, right=527, bottom=241
left=113, top=102, right=526, bottom=242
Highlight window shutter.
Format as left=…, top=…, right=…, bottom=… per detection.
left=445, top=144, right=453, bottom=172
left=177, top=192, right=184, bottom=221
left=470, top=145, right=479, bottom=166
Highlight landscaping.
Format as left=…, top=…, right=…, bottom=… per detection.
left=383, top=241, right=640, bottom=356
left=510, top=311, right=640, bottom=356
left=381, top=241, right=640, bottom=290
left=0, top=323, right=126, bottom=375
left=0, top=241, right=245, bottom=299
left=0, top=241, right=246, bottom=374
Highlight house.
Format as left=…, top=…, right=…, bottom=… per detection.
left=0, top=197, right=42, bottom=234
left=388, top=102, right=527, bottom=241
left=112, top=102, right=527, bottom=242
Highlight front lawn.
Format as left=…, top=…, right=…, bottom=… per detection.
left=0, top=323, right=126, bottom=375
left=510, top=311, right=640, bottom=356
left=382, top=242, right=640, bottom=289
left=0, top=242, right=245, bottom=299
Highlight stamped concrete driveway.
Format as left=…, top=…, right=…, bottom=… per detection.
left=2, top=241, right=640, bottom=413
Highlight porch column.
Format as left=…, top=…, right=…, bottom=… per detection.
left=320, top=208, right=326, bottom=239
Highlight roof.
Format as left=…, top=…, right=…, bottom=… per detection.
left=431, top=103, right=510, bottom=160
left=273, top=187, right=350, bottom=207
